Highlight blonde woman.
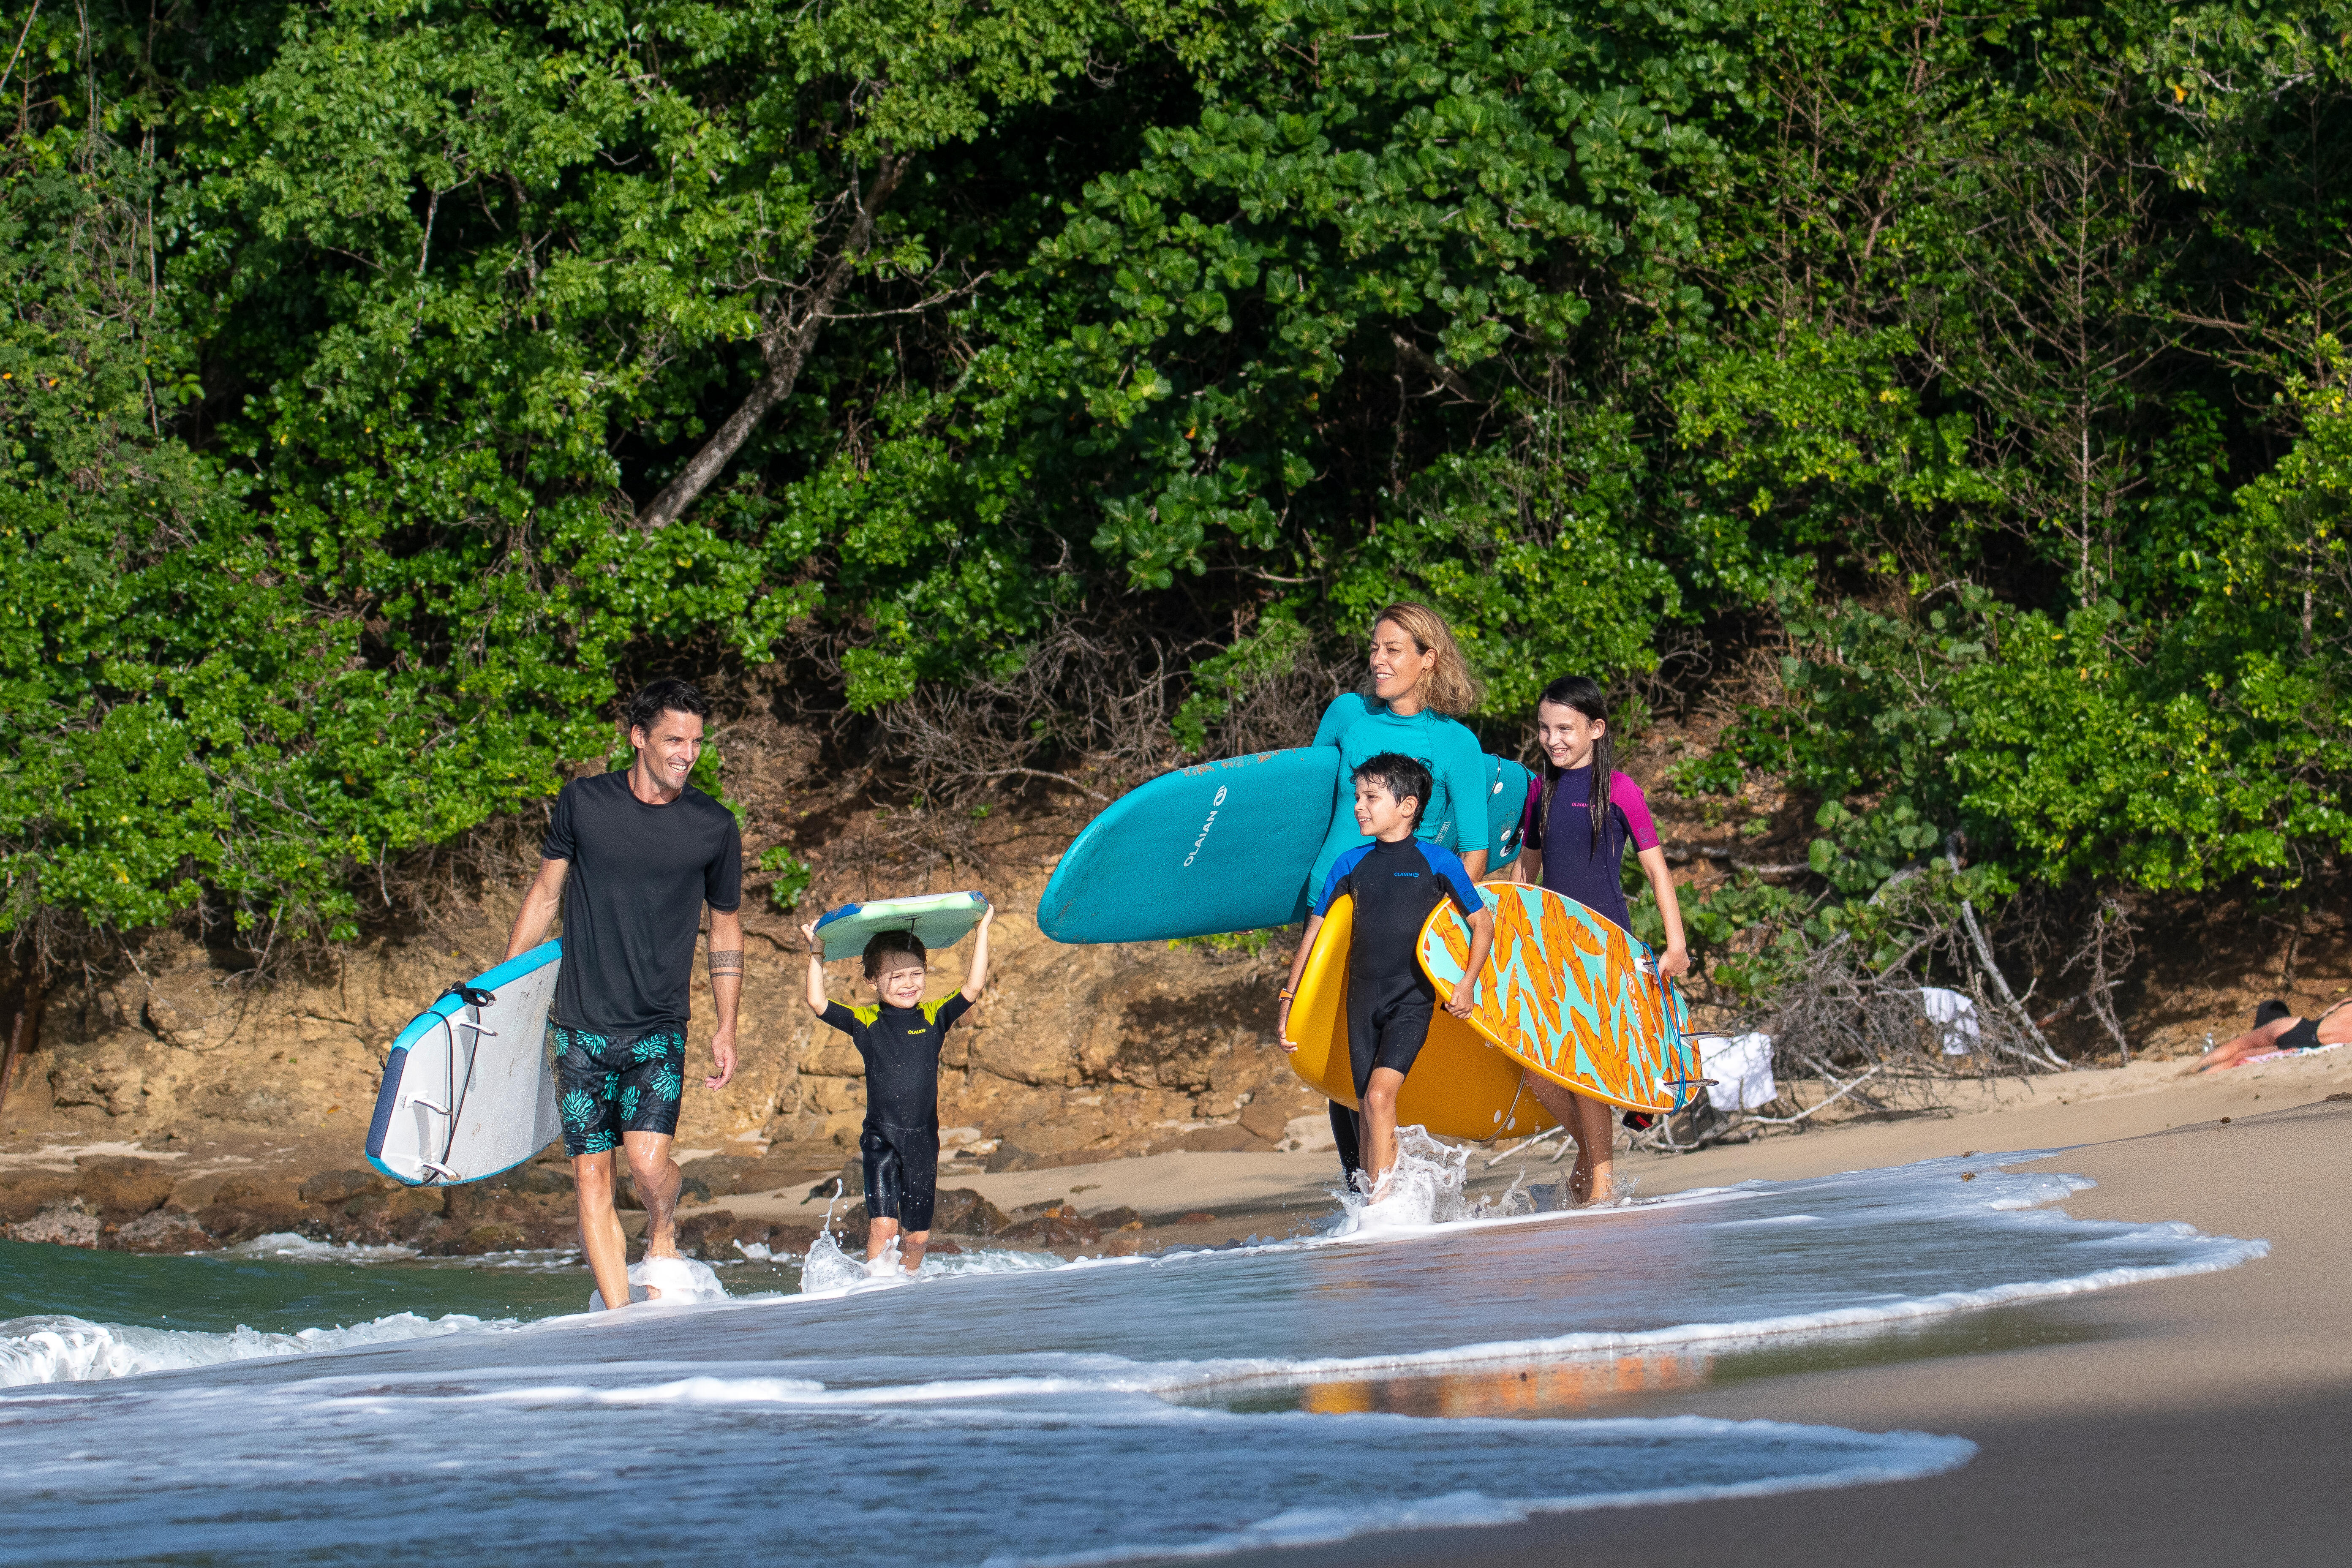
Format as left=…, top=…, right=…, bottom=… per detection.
left=1303, top=603, right=1494, bottom=897
left=1290, top=603, right=1492, bottom=1186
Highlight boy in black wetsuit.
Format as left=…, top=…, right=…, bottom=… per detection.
left=799, top=903, right=994, bottom=1273
left=1277, top=754, right=1494, bottom=1199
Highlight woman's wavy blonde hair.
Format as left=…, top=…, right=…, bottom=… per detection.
left=1359, top=602, right=1485, bottom=717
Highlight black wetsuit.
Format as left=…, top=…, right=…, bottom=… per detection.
left=819, top=995, right=972, bottom=1230
left=1317, top=836, right=1483, bottom=1097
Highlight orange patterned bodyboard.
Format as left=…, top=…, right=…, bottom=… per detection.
left=1284, top=894, right=1555, bottom=1141
left=1418, top=882, right=1700, bottom=1116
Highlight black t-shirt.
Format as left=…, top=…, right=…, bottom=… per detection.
left=820, top=994, right=972, bottom=1129
left=542, top=771, right=742, bottom=1040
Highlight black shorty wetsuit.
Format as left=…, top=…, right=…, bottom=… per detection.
left=1315, top=836, right=1483, bottom=1098
left=819, top=994, right=972, bottom=1231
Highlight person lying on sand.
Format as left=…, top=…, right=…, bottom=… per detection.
left=2191, top=998, right=2352, bottom=1073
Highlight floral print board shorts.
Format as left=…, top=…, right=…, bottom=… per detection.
left=552, top=1023, right=687, bottom=1155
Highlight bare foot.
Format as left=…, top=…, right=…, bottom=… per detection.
left=593, top=1286, right=656, bottom=1310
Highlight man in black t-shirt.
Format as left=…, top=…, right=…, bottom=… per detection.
left=799, top=906, right=994, bottom=1274
left=504, top=678, right=743, bottom=1309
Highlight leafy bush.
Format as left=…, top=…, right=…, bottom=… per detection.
left=760, top=848, right=817, bottom=914
left=7, top=0, right=2352, bottom=991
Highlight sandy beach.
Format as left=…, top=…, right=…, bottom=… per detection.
left=681, top=1045, right=2352, bottom=1564
left=6, top=1044, right=2347, bottom=1565
left=700, top=1042, right=2352, bottom=1251
left=707, top=1049, right=2352, bottom=1568
left=1132, top=1087, right=2350, bottom=1568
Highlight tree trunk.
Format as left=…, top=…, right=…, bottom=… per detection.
left=0, top=969, right=44, bottom=1117
left=634, top=155, right=909, bottom=531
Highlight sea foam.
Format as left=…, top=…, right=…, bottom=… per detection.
left=0, top=1151, right=2268, bottom=1568
left=0, top=1309, right=501, bottom=1388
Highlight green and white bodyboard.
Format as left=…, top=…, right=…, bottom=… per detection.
left=812, top=891, right=991, bottom=963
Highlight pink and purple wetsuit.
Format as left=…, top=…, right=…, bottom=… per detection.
left=1524, top=765, right=1660, bottom=936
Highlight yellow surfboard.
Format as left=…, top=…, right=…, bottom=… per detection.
left=1418, top=882, right=1701, bottom=1116
left=1283, top=893, right=1555, bottom=1141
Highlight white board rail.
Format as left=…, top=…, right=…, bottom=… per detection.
left=366, top=939, right=564, bottom=1187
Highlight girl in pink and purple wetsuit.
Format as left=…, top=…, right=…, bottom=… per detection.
left=1511, top=675, right=1688, bottom=1205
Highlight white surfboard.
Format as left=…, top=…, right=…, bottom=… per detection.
left=366, top=941, right=564, bottom=1186
left=811, top=891, right=989, bottom=964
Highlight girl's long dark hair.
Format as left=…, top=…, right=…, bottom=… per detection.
left=1537, top=676, right=1613, bottom=860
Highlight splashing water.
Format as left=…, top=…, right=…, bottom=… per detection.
left=586, top=1255, right=729, bottom=1310
left=1333, top=1126, right=1475, bottom=1231
left=798, top=1226, right=871, bottom=1294
left=0, top=1152, right=2270, bottom=1568
left=1334, top=1126, right=1628, bottom=1233
left=0, top=1310, right=496, bottom=1388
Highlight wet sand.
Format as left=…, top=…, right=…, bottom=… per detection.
left=701, top=1045, right=2352, bottom=1252
left=1191, top=1093, right=2352, bottom=1568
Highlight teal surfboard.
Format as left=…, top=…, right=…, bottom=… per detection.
left=813, top=891, right=991, bottom=963
left=1037, top=748, right=1534, bottom=944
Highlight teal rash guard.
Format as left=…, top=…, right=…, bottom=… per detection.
left=1305, top=693, right=1492, bottom=913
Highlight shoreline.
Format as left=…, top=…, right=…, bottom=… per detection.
left=704, top=1041, right=2352, bottom=1244
left=7, top=1066, right=2347, bottom=1562
left=8, top=1043, right=2352, bottom=1260
left=1180, top=1093, right=2352, bottom=1568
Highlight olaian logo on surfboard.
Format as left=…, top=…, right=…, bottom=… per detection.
left=1180, top=786, right=1230, bottom=869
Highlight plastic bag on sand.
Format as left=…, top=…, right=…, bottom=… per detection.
left=588, top=1256, right=728, bottom=1311
left=1697, top=1032, right=1778, bottom=1112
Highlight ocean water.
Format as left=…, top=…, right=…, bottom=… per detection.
left=0, top=1151, right=2262, bottom=1567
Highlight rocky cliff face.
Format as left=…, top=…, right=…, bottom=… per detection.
left=1, top=740, right=1331, bottom=1171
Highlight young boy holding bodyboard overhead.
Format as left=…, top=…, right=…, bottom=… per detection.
left=799, top=902, right=993, bottom=1273
left=1277, top=754, right=1494, bottom=1198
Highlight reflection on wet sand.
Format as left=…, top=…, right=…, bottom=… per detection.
left=1293, top=1351, right=1715, bottom=1418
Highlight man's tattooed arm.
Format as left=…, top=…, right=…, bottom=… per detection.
left=703, top=909, right=746, bottom=1090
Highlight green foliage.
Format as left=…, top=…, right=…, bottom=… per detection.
left=1029, top=0, right=1733, bottom=600
left=1171, top=610, right=1314, bottom=754
left=759, top=847, right=816, bottom=912
left=1356, top=414, right=1683, bottom=717
left=1167, top=927, right=1283, bottom=959
left=10, top=0, right=2352, bottom=964
left=1708, top=366, right=2352, bottom=898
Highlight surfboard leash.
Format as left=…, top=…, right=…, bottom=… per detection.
left=422, top=981, right=501, bottom=1183
left=1465, top=1075, right=1531, bottom=1145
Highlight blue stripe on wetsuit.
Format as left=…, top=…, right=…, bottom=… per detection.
left=1319, top=838, right=1482, bottom=920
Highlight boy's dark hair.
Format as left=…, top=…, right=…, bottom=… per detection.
left=1354, top=752, right=1432, bottom=829
left=863, top=930, right=927, bottom=980
left=624, top=677, right=710, bottom=738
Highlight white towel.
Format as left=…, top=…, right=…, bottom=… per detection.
left=1919, top=987, right=1980, bottom=1056
left=1696, top=1032, right=1778, bottom=1112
